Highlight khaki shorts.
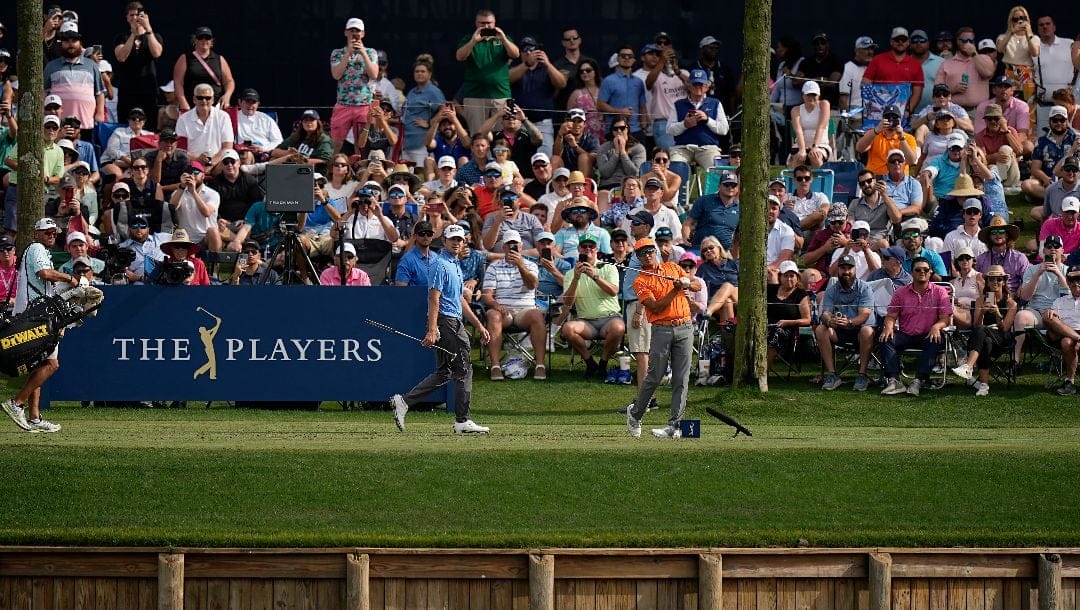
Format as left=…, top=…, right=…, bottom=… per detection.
left=625, top=301, right=652, bottom=353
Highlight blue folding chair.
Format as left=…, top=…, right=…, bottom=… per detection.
left=92, top=122, right=123, bottom=160
left=782, top=168, right=835, bottom=203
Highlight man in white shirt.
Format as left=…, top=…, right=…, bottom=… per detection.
left=101, top=106, right=152, bottom=178
left=942, top=198, right=989, bottom=259
left=235, top=88, right=283, bottom=152
left=1045, top=265, right=1080, bottom=395
left=766, top=196, right=795, bottom=271
left=785, top=164, right=831, bottom=231
left=839, top=37, right=876, bottom=111
left=1033, top=17, right=1074, bottom=132
left=482, top=230, right=547, bottom=380
left=639, top=43, right=688, bottom=150
left=167, top=160, right=221, bottom=250
left=175, top=83, right=234, bottom=168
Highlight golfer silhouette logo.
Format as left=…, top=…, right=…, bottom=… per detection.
left=193, top=307, right=222, bottom=381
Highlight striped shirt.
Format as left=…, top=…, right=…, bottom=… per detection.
left=483, top=259, right=539, bottom=309
left=44, top=55, right=104, bottom=128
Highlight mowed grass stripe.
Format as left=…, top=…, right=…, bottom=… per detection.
left=0, top=445, right=1076, bottom=547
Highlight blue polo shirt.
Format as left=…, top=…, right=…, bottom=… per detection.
left=598, top=71, right=647, bottom=133
left=901, top=247, right=947, bottom=277
left=403, top=84, right=446, bottom=150
left=928, top=155, right=962, bottom=201
left=885, top=175, right=923, bottom=210
left=821, top=277, right=875, bottom=327
left=395, top=246, right=434, bottom=286
left=688, top=195, right=740, bottom=249
left=620, top=255, right=642, bottom=302
left=555, top=226, right=613, bottom=260
left=430, top=250, right=464, bottom=318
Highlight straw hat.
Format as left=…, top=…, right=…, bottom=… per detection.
left=985, top=264, right=1008, bottom=279
left=977, top=215, right=1019, bottom=244
left=161, top=228, right=199, bottom=256
left=947, top=173, right=984, bottom=198
left=382, top=163, right=420, bottom=190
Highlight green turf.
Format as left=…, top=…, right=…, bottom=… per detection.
left=0, top=362, right=1077, bottom=548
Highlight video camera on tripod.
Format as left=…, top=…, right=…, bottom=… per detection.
left=263, top=165, right=319, bottom=284
left=96, top=235, right=137, bottom=284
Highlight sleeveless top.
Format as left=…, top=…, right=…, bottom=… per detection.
left=798, top=103, right=829, bottom=148
left=950, top=271, right=981, bottom=304
left=572, top=88, right=605, bottom=144
left=183, top=50, right=225, bottom=102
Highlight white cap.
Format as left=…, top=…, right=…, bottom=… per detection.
left=345, top=18, right=365, bottom=31
left=1062, top=196, right=1080, bottom=213
left=56, top=138, right=77, bottom=152
left=59, top=21, right=79, bottom=36
left=1049, top=105, right=1069, bottom=119
left=500, top=229, right=522, bottom=245
left=34, top=218, right=58, bottom=231
left=901, top=217, right=928, bottom=232
left=160, top=80, right=175, bottom=93
left=946, top=133, right=968, bottom=148
left=484, top=161, right=503, bottom=172
left=891, top=27, right=909, bottom=39
left=536, top=231, right=556, bottom=242
left=388, top=184, right=407, bottom=195
left=768, top=194, right=782, bottom=205
left=437, top=155, right=456, bottom=169
left=66, top=231, right=87, bottom=245
left=886, top=148, right=905, bottom=161
left=852, top=220, right=871, bottom=232
left=955, top=246, right=975, bottom=259
left=338, top=242, right=357, bottom=257
left=962, top=197, right=983, bottom=210
left=530, top=152, right=550, bottom=165
left=313, top=172, right=327, bottom=183
left=43, top=94, right=62, bottom=108
left=72, top=160, right=91, bottom=173
left=978, top=39, right=996, bottom=51
left=111, top=181, right=131, bottom=193
left=43, top=114, right=61, bottom=127
left=443, top=224, right=466, bottom=240
left=220, top=149, right=240, bottom=162
left=568, top=108, right=587, bottom=121
left=778, top=260, right=799, bottom=275
left=363, top=180, right=382, bottom=191
left=552, top=167, right=571, bottom=180
left=801, top=81, right=821, bottom=96
left=699, top=35, right=720, bottom=48
left=98, top=59, right=113, bottom=73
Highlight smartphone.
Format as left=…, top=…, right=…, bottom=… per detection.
left=238, top=254, right=248, bottom=267
left=426, top=202, right=442, bottom=213
left=541, top=247, right=552, bottom=261
left=91, top=45, right=102, bottom=56
left=505, top=98, right=518, bottom=113
left=509, top=244, right=519, bottom=253
left=62, top=186, right=74, bottom=201
left=480, top=28, right=499, bottom=37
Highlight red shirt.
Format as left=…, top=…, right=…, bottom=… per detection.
left=974, top=129, right=1010, bottom=154
left=474, top=185, right=498, bottom=219
left=863, top=52, right=924, bottom=87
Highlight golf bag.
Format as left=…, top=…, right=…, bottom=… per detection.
left=0, top=286, right=104, bottom=377
left=700, top=322, right=736, bottom=386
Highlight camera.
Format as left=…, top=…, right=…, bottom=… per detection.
left=97, top=237, right=137, bottom=284
left=158, top=261, right=194, bottom=285
left=505, top=98, right=518, bottom=115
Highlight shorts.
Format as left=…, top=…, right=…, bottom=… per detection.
left=400, top=148, right=429, bottom=166
left=1021, top=308, right=1045, bottom=327
left=625, top=301, right=652, bottom=352
left=580, top=314, right=623, bottom=338
left=305, top=232, right=335, bottom=256
left=330, top=103, right=372, bottom=142
left=834, top=326, right=865, bottom=346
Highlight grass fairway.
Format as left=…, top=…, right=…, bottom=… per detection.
left=0, top=369, right=1077, bottom=548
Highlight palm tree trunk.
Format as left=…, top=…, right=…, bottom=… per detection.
left=15, top=0, right=45, bottom=247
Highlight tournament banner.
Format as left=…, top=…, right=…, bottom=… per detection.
left=45, top=286, right=445, bottom=405
left=859, top=83, right=912, bottom=128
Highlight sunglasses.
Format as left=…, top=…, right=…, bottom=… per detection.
left=492, top=147, right=509, bottom=153
left=892, top=36, right=909, bottom=43
left=637, top=248, right=657, bottom=256
left=341, top=253, right=356, bottom=260
left=955, top=256, right=972, bottom=262
left=194, top=96, right=213, bottom=101
left=612, top=126, right=628, bottom=132
left=131, top=164, right=148, bottom=170
left=964, top=208, right=982, bottom=215
left=389, top=193, right=406, bottom=199
left=680, top=263, right=696, bottom=269
left=989, top=228, right=1007, bottom=235
left=912, top=267, right=932, bottom=273
left=701, top=246, right=716, bottom=252
left=578, top=68, right=594, bottom=73
left=1050, top=117, right=1067, bottom=123
left=1012, top=16, right=1026, bottom=22
left=222, top=159, right=237, bottom=166
left=959, top=37, right=976, bottom=44
left=888, top=158, right=905, bottom=164
left=851, top=230, right=869, bottom=239
left=618, top=53, right=635, bottom=59
left=196, top=35, right=213, bottom=40
left=415, top=231, right=435, bottom=237
left=795, top=175, right=812, bottom=182
left=901, top=232, right=920, bottom=239
left=858, top=179, right=874, bottom=186
left=1064, top=167, right=1079, bottom=173
left=44, top=125, right=60, bottom=131
left=829, top=220, right=845, bottom=225
left=630, top=219, right=645, bottom=226
left=73, top=169, right=90, bottom=175
left=113, top=192, right=131, bottom=200
left=1044, top=244, right=1062, bottom=250
left=988, top=276, right=1006, bottom=282
left=242, top=249, right=259, bottom=255
left=0, top=246, right=14, bottom=252
left=484, top=172, right=501, bottom=178
left=653, top=157, right=669, bottom=163
left=532, top=162, right=548, bottom=168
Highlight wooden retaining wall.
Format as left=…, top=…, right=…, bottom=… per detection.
left=0, top=548, right=1076, bottom=610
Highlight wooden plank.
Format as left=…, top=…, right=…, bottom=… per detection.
left=637, top=580, right=659, bottom=610
left=273, top=578, right=296, bottom=610
left=556, top=556, right=697, bottom=580
left=779, top=579, right=797, bottom=610
left=657, top=580, right=679, bottom=610
left=184, top=577, right=205, bottom=610
left=947, top=579, right=966, bottom=610
left=206, top=577, right=229, bottom=610
left=1063, top=579, right=1076, bottom=610
left=32, top=577, right=53, bottom=610
left=553, top=580, right=574, bottom=610
left=735, top=579, right=755, bottom=610
left=228, top=578, right=250, bottom=610
left=428, top=579, right=449, bottom=610
left=406, top=579, right=428, bottom=610
left=512, top=579, right=530, bottom=610
left=575, top=580, right=596, bottom=610
left=251, top=578, right=275, bottom=610
left=0, top=553, right=159, bottom=578
left=1002, top=580, right=1021, bottom=610
left=795, top=578, right=816, bottom=610
left=490, top=579, right=512, bottom=610
left=384, top=578, right=406, bottom=610
left=469, top=580, right=490, bottom=610
left=369, top=578, right=386, bottom=610
left=894, top=579, right=912, bottom=610
left=316, top=580, right=339, bottom=610
left=614, top=580, right=635, bottom=610
left=984, top=579, right=1003, bottom=610
left=835, top=579, right=855, bottom=610
left=184, top=554, right=345, bottom=579
left=967, top=579, right=985, bottom=610
left=928, top=580, right=948, bottom=610
left=596, top=579, right=616, bottom=610
left=892, top=556, right=1037, bottom=579
left=722, top=581, right=738, bottom=610
left=725, top=555, right=868, bottom=579
left=13, top=578, right=31, bottom=610
left=371, top=556, right=528, bottom=580
left=52, top=576, right=74, bottom=609
left=677, top=579, right=698, bottom=610
left=299, top=578, right=320, bottom=610
left=912, top=579, right=930, bottom=610
left=116, top=578, right=140, bottom=609
left=816, top=578, right=832, bottom=610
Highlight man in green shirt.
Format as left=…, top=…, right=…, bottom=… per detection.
left=455, top=8, right=519, bottom=136
left=556, top=233, right=626, bottom=380
left=3, top=115, right=64, bottom=235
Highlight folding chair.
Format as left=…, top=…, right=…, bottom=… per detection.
left=896, top=282, right=955, bottom=389
left=347, top=238, right=393, bottom=285
left=782, top=168, right=835, bottom=204
left=200, top=251, right=240, bottom=283
left=1021, top=327, right=1065, bottom=389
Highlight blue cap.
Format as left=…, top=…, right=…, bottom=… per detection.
left=689, top=69, right=710, bottom=85
left=881, top=245, right=907, bottom=262
left=719, top=171, right=739, bottom=185
left=640, top=43, right=661, bottom=55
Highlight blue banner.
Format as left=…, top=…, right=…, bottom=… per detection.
left=44, top=286, right=446, bottom=405
left=859, top=83, right=912, bottom=128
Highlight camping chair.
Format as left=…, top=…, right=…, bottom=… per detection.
left=896, top=282, right=956, bottom=389
left=1021, top=327, right=1065, bottom=389
left=638, top=160, right=692, bottom=214
left=200, top=250, right=240, bottom=283
left=346, top=238, right=393, bottom=285
left=782, top=168, right=835, bottom=205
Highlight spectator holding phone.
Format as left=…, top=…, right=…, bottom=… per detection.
left=112, top=2, right=164, bottom=130
left=402, top=54, right=446, bottom=169
left=456, top=9, right=519, bottom=135
left=236, top=88, right=283, bottom=152
left=329, top=18, right=380, bottom=153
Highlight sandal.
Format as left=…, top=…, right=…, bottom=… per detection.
left=534, top=364, right=547, bottom=380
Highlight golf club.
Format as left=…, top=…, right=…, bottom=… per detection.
left=706, top=407, right=753, bottom=438
left=597, top=261, right=683, bottom=283
left=364, top=318, right=457, bottom=359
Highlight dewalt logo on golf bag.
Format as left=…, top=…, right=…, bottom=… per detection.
left=0, top=324, right=50, bottom=350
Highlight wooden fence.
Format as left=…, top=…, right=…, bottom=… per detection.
left=0, top=547, right=1076, bottom=610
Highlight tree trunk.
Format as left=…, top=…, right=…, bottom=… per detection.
left=16, top=0, right=45, bottom=248
left=731, top=0, right=772, bottom=391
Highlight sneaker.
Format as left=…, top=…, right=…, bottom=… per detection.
left=490, top=366, right=504, bottom=381
left=973, top=382, right=990, bottom=397
left=853, top=374, right=870, bottom=392
left=618, top=402, right=632, bottom=415
left=604, top=368, right=620, bottom=384
left=533, top=365, right=547, bottom=380
left=647, top=397, right=659, bottom=411
left=627, top=411, right=641, bottom=438
left=651, top=425, right=682, bottom=439
left=618, top=369, right=633, bottom=385
left=1058, top=380, right=1077, bottom=396
left=906, top=378, right=922, bottom=396
left=27, top=418, right=61, bottom=433
left=951, top=363, right=973, bottom=381
left=867, top=359, right=881, bottom=371
left=821, top=373, right=842, bottom=391
left=1, top=399, right=30, bottom=431
left=390, top=394, right=409, bottom=431
left=453, top=419, right=490, bottom=434
left=881, top=378, right=907, bottom=395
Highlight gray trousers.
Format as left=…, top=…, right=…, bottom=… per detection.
left=403, top=315, right=473, bottom=422
left=630, top=322, right=694, bottom=426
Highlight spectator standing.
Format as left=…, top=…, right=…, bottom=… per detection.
left=644, top=44, right=689, bottom=151
left=329, top=18, right=380, bottom=154
left=509, top=37, right=566, bottom=158
left=908, top=30, right=944, bottom=113
left=598, top=45, right=649, bottom=141
left=800, top=31, right=844, bottom=107
left=553, top=27, right=586, bottom=110
left=565, top=59, right=605, bottom=145
left=862, top=26, right=924, bottom=117
left=402, top=54, right=446, bottom=168
left=44, top=22, right=104, bottom=133
left=456, top=9, right=520, bottom=134
left=692, top=36, right=737, bottom=111
left=996, top=7, right=1040, bottom=101
left=1033, top=17, right=1073, bottom=117
left=173, top=26, right=234, bottom=110
left=936, top=29, right=996, bottom=111
left=839, top=37, right=876, bottom=111
left=112, top=2, right=164, bottom=130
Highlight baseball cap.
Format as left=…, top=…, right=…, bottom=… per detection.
left=568, top=108, right=586, bottom=121
left=500, top=229, right=522, bottom=245
left=128, top=106, right=146, bottom=119
left=0, top=235, right=13, bottom=248
left=962, top=197, right=983, bottom=210
left=811, top=31, right=828, bottom=42
left=34, top=218, right=58, bottom=231
left=978, top=39, right=996, bottom=52
left=1050, top=105, right=1069, bottom=119
left=71, top=256, right=92, bottom=268
left=301, top=109, right=320, bottom=121
left=1067, top=265, right=1080, bottom=278
left=699, top=36, right=720, bottom=48
left=552, top=167, right=571, bottom=180
left=338, top=242, right=357, bottom=257
left=627, top=210, right=655, bottom=227
left=882, top=104, right=901, bottom=118
left=881, top=245, right=907, bottom=261
left=954, top=246, right=975, bottom=260
left=891, top=27, right=909, bottom=39
left=111, top=181, right=131, bottom=193
left=910, top=29, right=929, bottom=42
left=634, top=237, right=657, bottom=251
left=241, top=239, right=260, bottom=251
left=1062, top=197, right=1080, bottom=213
left=1063, top=157, right=1080, bottom=171
left=443, top=224, right=466, bottom=240
left=519, top=36, right=540, bottom=49
left=240, top=88, right=260, bottom=101
left=653, top=31, right=671, bottom=43
left=65, top=231, right=87, bottom=245
left=221, top=149, right=240, bottom=162
left=159, top=127, right=178, bottom=140
left=578, top=233, right=600, bottom=245
left=644, top=177, right=664, bottom=189
left=193, top=26, right=213, bottom=38
left=801, top=81, right=821, bottom=96
left=778, top=260, right=799, bottom=275
left=536, top=231, right=556, bottom=242
left=946, top=133, right=968, bottom=149
left=44, top=94, right=63, bottom=108
left=160, top=80, right=175, bottom=93
left=43, top=115, right=61, bottom=127
left=437, top=156, right=456, bottom=169
left=935, top=109, right=955, bottom=122
left=59, top=21, right=80, bottom=39
left=719, top=171, right=739, bottom=185
left=611, top=228, right=629, bottom=241
left=932, top=83, right=950, bottom=96
left=990, top=75, right=1014, bottom=87
left=388, top=184, right=407, bottom=196
left=640, top=43, right=661, bottom=55
left=530, top=152, right=550, bottom=165
left=768, top=176, right=786, bottom=188
left=1044, top=235, right=1065, bottom=249
left=768, top=194, right=783, bottom=206
left=851, top=220, right=871, bottom=233
left=413, top=220, right=434, bottom=235
left=901, top=217, right=927, bottom=233
left=854, top=36, right=877, bottom=49
left=837, top=254, right=857, bottom=267
left=313, top=172, right=327, bottom=184
left=688, top=69, right=710, bottom=85
left=345, top=18, right=365, bottom=31
left=188, top=160, right=205, bottom=172
left=654, top=227, right=674, bottom=241
left=484, top=161, right=503, bottom=173
left=827, top=203, right=848, bottom=221
left=983, top=103, right=1004, bottom=119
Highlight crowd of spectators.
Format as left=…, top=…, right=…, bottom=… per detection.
left=1, top=5, right=1080, bottom=394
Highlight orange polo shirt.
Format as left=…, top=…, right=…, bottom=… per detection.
left=633, top=261, right=691, bottom=324
left=866, top=131, right=917, bottom=176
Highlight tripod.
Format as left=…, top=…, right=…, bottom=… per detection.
left=263, top=216, right=319, bottom=285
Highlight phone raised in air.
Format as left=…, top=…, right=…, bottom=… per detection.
left=480, top=28, right=499, bottom=37
left=541, top=247, right=552, bottom=261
